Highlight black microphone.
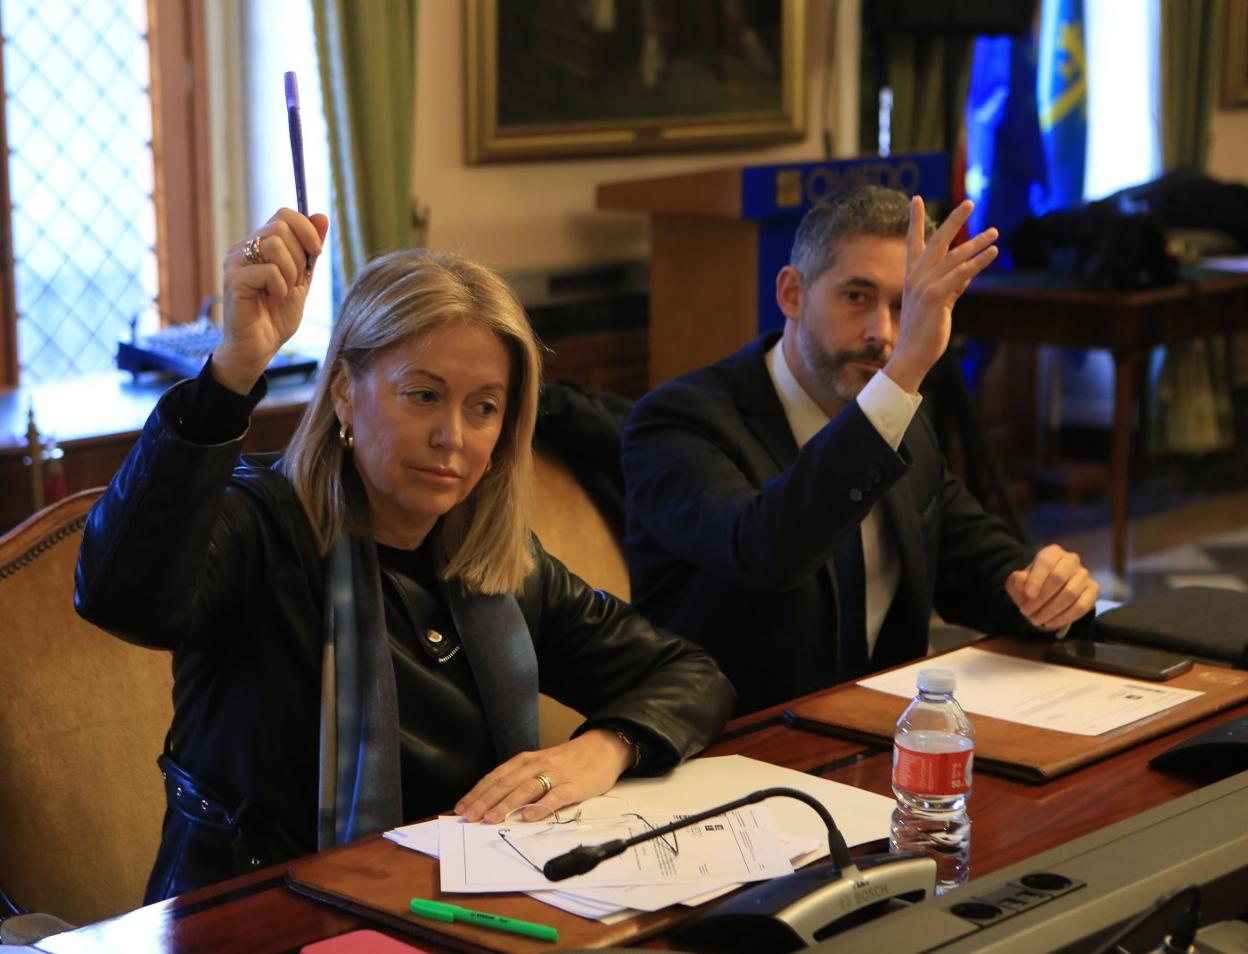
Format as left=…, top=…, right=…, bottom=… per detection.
left=541, top=839, right=628, bottom=881
left=541, top=786, right=853, bottom=881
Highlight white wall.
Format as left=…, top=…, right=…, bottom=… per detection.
left=411, top=0, right=859, bottom=272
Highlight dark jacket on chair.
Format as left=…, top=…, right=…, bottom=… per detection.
left=75, top=380, right=734, bottom=899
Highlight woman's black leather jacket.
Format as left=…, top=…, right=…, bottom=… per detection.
left=74, top=383, right=735, bottom=899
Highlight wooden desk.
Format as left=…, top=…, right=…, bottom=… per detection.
left=30, top=697, right=1246, bottom=954
left=955, top=269, right=1248, bottom=577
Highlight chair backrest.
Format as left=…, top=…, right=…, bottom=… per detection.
left=531, top=449, right=630, bottom=603
left=0, top=489, right=173, bottom=926
left=530, top=450, right=631, bottom=745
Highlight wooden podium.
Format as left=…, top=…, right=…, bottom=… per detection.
left=597, top=154, right=948, bottom=386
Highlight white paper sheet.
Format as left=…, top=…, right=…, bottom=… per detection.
left=610, top=755, right=894, bottom=853
left=857, top=646, right=1203, bottom=735
left=383, top=820, right=439, bottom=855
left=529, top=889, right=632, bottom=920
left=437, top=803, right=792, bottom=892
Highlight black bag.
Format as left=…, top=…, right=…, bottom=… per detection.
left=1093, top=587, right=1248, bottom=669
left=1111, top=169, right=1248, bottom=251
left=1008, top=200, right=1179, bottom=290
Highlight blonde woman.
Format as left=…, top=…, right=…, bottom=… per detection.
left=76, top=209, right=734, bottom=900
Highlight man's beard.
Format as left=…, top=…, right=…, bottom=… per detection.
left=801, top=328, right=889, bottom=405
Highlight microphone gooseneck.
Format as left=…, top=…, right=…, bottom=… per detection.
left=540, top=787, right=853, bottom=882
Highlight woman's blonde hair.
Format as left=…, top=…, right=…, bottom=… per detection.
left=282, top=248, right=541, bottom=594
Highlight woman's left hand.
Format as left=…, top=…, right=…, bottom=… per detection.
left=455, top=729, right=635, bottom=823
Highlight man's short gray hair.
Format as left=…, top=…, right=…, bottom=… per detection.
left=790, top=185, right=936, bottom=283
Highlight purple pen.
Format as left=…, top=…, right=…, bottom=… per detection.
left=284, top=71, right=311, bottom=268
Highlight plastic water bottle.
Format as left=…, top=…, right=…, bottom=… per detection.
left=889, top=668, right=974, bottom=894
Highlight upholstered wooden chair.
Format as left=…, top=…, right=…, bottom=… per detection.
left=0, top=488, right=173, bottom=928
left=530, top=449, right=631, bottom=745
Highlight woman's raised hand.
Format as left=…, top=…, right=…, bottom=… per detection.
left=212, top=208, right=329, bottom=395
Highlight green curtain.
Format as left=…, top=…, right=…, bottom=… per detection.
left=1151, top=0, right=1232, bottom=456
left=1149, top=336, right=1235, bottom=455
left=1159, top=0, right=1225, bottom=171
left=312, top=0, right=420, bottom=283
left=886, top=35, right=973, bottom=154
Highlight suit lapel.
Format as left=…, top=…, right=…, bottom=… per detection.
left=731, top=333, right=800, bottom=476
left=729, top=335, right=850, bottom=665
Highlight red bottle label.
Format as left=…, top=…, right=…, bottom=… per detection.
left=892, top=741, right=974, bottom=795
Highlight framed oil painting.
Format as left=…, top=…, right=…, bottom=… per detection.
left=466, top=0, right=806, bottom=162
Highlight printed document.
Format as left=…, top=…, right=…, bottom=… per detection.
left=437, top=803, right=792, bottom=892
left=385, top=755, right=895, bottom=920
left=858, top=646, right=1202, bottom=735
left=611, top=754, right=892, bottom=854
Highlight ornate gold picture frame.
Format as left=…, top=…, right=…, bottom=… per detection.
left=466, top=0, right=806, bottom=162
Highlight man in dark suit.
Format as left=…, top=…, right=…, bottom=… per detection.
left=622, top=186, right=1099, bottom=714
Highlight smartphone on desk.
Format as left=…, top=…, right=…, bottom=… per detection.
left=1044, top=639, right=1193, bottom=681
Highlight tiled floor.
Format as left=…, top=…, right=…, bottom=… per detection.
left=1036, top=483, right=1248, bottom=604
left=1122, top=525, right=1248, bottom=597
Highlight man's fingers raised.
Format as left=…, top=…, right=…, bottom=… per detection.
left=916, top=228, right=999, bottom=296
left=944, top=227, right=999, bottom=270
left=943, top=244, right=1001, bottom=298
left=916, top=199, right=975, bottom=270
left=906, top=195, right=926, bottom=277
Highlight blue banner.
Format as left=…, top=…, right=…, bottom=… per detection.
left=1036, top=0, right=1087, bottom=212
left=964, top=35, right=1047, bottom=265
left=740, top=153, right=948, bottom=221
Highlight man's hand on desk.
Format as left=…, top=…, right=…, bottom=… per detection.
left=1005, top=544, right=1099, bottom=632
left=454, top=728, right=635, bottom=824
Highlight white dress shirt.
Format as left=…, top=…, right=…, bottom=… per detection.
left=765, top=342, right=922, bottom=656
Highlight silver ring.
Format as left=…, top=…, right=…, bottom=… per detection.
left=534, top=773, right=552, bottom=796
left=243, top=236, right=264, bottom=266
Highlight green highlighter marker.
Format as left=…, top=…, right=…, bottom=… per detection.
left=409, top=897, right=559, bottom=943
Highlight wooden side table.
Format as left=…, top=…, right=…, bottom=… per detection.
left=955, top=269, right=1248, bottom=576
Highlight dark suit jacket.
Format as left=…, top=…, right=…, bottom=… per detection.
left=622, top=333, right=1048, bottom=714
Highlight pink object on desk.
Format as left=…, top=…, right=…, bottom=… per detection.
left=300, top=928, right=432, bottom=953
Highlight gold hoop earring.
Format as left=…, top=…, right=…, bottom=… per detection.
left=338, top=424, right=354, bottom=449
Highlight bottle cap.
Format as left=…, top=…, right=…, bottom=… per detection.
left=916, top=668, right=955, bottom=693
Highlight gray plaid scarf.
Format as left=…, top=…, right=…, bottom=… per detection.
left=316, top=533, right=539, bottom=848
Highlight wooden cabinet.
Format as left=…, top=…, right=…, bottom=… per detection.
left=0, top=373, right=314, bottom=532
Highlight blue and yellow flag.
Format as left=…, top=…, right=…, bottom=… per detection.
left=964, top=35, right=1047, bottom=264
left=1036, top=0, right=1087, bottom=211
